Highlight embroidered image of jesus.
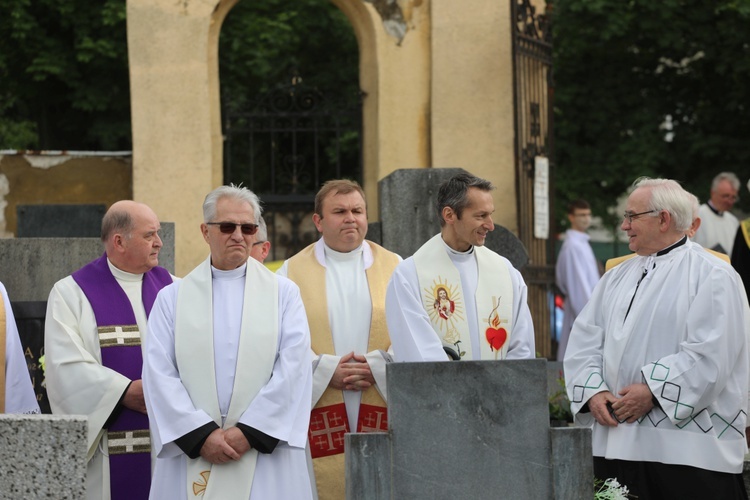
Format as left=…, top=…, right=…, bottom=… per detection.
left=424, top=279, right=464, bottom=346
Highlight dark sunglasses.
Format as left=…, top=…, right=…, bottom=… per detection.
left=206, top=222, right=259, bottom=236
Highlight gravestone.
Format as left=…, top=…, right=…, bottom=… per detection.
left=379, top=168, right=528, bottom=269
left=345, top=359, right=592, bottom=499
left=17, top=204, right=106, bottom=238
left=0, top=414, right=87, bottom=498
left=11, top=301, right=50, bottom=413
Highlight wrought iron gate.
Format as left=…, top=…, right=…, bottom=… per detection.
left=223, top=73, right=363, bottom=261
left=512, top=0, right=556, bottom=358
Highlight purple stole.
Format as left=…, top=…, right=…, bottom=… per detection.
left=72, top=254, right=172, bottom=500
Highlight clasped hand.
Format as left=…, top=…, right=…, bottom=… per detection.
left=330, top=352, right=376, bottom=391
left=588, top=383, right=655, bottom=427
left=200, top=427, right=251, bottom=464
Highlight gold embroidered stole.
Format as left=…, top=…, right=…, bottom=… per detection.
left=175, top=257, right=278, bottom=500
left=741, top=219, right=750, bottom=254
left=413, top=235, right=514, bottom=360
left=0, top=290, right=6, bottom=413
left=287, top=241, right=399, bottom=500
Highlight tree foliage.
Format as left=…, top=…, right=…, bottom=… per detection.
left=552, top=0, right=750, bottom=228
left=0, top=0, right=358, bottom=152
left=0, top=0, right=130, bottom=150
left=219, top=0, right=358, bottom=113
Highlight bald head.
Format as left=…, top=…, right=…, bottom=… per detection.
left=102, top=200, right=163, bottom=273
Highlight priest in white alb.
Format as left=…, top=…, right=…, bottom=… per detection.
left=278, top=179, right=401, bottom=500
left=565, top=178, right=750, bottom=499
left=45, top=200, right=172, bottom=500
left=143, top=185, right=313, bottom=500
left=386, top=172, right=535, bottom=362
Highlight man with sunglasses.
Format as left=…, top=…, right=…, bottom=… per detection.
left=45, top=200, right=173, bottom=500
left=143, top=185, right=313, bottom=499
left=565, top=178, right=749, bottom=499
left=277, top=179, right=401, bottom=500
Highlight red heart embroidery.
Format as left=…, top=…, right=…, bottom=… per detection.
left=485, top=327, right=507, bottom=351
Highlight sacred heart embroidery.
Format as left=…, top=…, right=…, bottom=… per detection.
left=485, top=297, right=509, bottom=359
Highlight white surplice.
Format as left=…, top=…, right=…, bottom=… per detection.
left=1, top=281, right=39, bottom=414
left=555, top=229, right=600, bottom=361
left=278, top=239, right=396, bottom=425
left=694, top=202, right=739, bottom=255
left=45, top=260, right=156, bottom=500
left=144, top=263, right=313, bottom=500
left=385, top=238, right=535, bottom=362
left=564, top=238, right=749, bottom=473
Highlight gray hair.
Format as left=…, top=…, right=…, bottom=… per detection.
left=101, top=208, right=133, bottom=242
left=203, top=184, right=262, bottom=223
left=256, top=214, right=268, bottom=242
left=436, top=173, right=494, bottom=227
left=711, top=172, right=740, bottom=192
left=632, top=177, right=693, bottom=232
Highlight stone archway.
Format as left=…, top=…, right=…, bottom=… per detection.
left=127, top=0, right=430, bottom=274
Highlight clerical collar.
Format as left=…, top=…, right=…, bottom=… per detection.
left=107, top=258, right=144, bottom=282
left=655, top=236, right=688, bottom=256
left=323, top=241, right=364, bottom=262
left=211, top=262, right=246, bottom=279
left=441, top=237, right=474, bottom=256
left=707, top=200, right=723, bottom=216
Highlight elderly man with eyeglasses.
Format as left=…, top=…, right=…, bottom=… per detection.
left=693, top=171, right=741, bottom=255
left=564, top=177, right=750, bottom=499
left=143, top=184, right=313, bottom=499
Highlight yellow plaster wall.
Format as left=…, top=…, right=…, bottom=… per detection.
left=127, top=0, right=236, bottom=276
left=0, top=154, right=131, bottom=237
left=333, top=0, right=432, bottom=220
left=430, top=0, right=517, bottom=233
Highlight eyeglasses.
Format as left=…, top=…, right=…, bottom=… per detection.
left=251, top=241, right=266, bottom=246
left=206, top=222, right=259, bottom=235
left=622, top=210, right=657, bottom=224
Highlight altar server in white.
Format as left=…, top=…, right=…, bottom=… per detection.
left=386, top=172, right=535, bottom=362
left=143, top=185, right=313, bottom=500
left=555, top=199, right=600, bottom=361
left=565, top=177, right=749, bottom=499
left=0, top=281, right=39, bottom=414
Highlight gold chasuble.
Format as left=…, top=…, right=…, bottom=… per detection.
left=0, top=290, right=6, bottom=413
left=413, top=235, right=514, bottom=360
left=287, top=241, right=399, bottom=500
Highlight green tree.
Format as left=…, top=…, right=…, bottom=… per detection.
left=552, top=0, right=750, bottom=229
left=0, top=0, right=130, bottom=150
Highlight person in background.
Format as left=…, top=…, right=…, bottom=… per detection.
left=249, top=214, right=271, bottom=264
left=555, top=199, right=600, bottom=361
left=693, top=171, right=740, bottom=255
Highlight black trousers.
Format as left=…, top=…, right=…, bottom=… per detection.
left=594, top=457, right=748, bottom=500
